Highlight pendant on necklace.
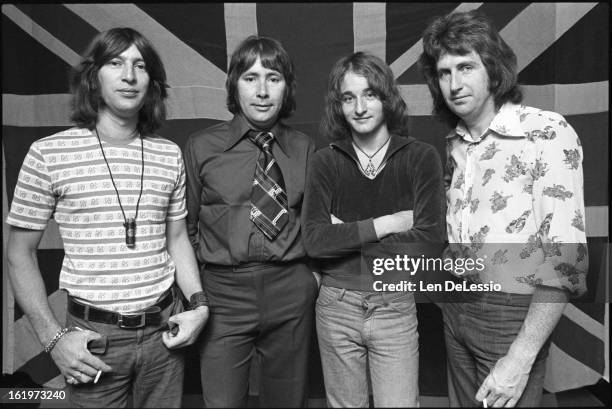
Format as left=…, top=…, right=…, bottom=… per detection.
left=364, top=160, right=377, bottom=177
left=124, top=217, right=136, bottom=248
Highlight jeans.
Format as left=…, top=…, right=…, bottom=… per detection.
left=316, top=286, right=419, bottom=407
left=442, top=291, right=550, bottom=407
left=198, top=261, right=317, bottom=408
left=65, top=294, right=185, bottom=408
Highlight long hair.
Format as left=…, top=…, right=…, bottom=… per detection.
left=419, top=10, right=523, bottom=127
left=322, top=51, right=409, bottom=140
left=226, top=35, right=296, bottom=120
left=69, top=27, right=168, bottom=135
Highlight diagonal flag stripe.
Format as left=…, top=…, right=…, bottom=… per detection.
left=390, top=3, right=597, bottom=80
left=2, top=4, right=81, bottom=67
left=501, top=3, right=598, bottom=71
left=13, top=4, right=98, bottom=57
left=390, top=3, right=484, bottom=78
left=64, top=4, right=226, bottom=88
left=563, top=304, right=605, bottom=341
left=544, top=343, right=603, bottom=393
left=551, top=314, right=605, bottom=373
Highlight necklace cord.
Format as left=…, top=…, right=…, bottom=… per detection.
left=352, top=136, right=391, bottom=177
left=352, top=135, right=391, bottom=158
left=94, top=128, right=144, bottom=224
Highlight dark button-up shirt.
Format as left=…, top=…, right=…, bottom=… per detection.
left=184, top=114, right=315, bottom=265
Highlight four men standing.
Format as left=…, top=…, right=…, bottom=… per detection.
left=6, top=8, right=590, bottom=409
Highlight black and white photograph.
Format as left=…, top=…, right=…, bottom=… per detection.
left=1, top=2, right=608, bottom=408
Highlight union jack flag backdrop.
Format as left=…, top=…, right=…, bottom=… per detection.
left=2, top=2, right=608, bottom=397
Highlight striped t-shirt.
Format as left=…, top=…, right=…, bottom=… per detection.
left=7, top=128, right=188, bottom=312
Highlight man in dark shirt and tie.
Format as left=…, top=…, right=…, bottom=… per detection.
left=184, top=35, right=318, bottom=408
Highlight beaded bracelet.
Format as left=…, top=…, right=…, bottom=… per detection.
left=44, top=327, right=75, bottom=353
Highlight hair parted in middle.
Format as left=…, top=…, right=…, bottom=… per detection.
left=322, top=51, right=410, bottom=141
left=418, top=10, right=523, bottom=127
left=225, top=35, right=296, bottom=120
left=69, top=27, right=169, bottom=135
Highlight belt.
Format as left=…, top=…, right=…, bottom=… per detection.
left=205, top=259, right=305, bottom=273
left=68, top=289, right=174, bottom=329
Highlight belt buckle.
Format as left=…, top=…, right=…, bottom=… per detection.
left=117, top=313, right=146, bottom=329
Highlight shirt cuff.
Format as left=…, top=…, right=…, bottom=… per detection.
left=357, top=218, right=378, bottom=244
left=5, top=216, right=48, bottom=231
left=534, top=261, right=587, bottom=297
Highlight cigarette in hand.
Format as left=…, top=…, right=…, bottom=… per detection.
left=483, top=398, right=488, bottom=408
left=94, top=370, right=102, bottom=384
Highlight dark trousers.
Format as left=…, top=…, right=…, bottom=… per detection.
left=198, top=261, right=317, bottom=408
left=442, top=291, right=551, bottom=407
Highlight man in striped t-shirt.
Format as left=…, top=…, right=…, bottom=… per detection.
left=6, top=28, right=208, bottom=408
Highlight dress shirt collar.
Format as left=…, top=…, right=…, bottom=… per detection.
left=447, top=102, right=526, bottom=142
left=224, top=113, right=290, bottom=156
left=330, top=133, right=415, bottom=163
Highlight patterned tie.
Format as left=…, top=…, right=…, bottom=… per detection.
left=248, top=130, right=288, bottom=240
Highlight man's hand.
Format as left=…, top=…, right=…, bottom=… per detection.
left=51, top=329, right=112, bottom=385
left=390, top=210, right=413, bottom=231
left=162, top=306, right=209, bottom=349
left=475, top=354, right=532, bottom=407
left=373, top=210, right=414, bottom=239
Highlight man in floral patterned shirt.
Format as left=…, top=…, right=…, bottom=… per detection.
left=419, top=10, right=588, bottom=407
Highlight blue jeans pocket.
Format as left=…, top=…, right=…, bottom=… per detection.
left=385, top=292, right=416, bottom=315
left=316, top=285, right=341, bottom=308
